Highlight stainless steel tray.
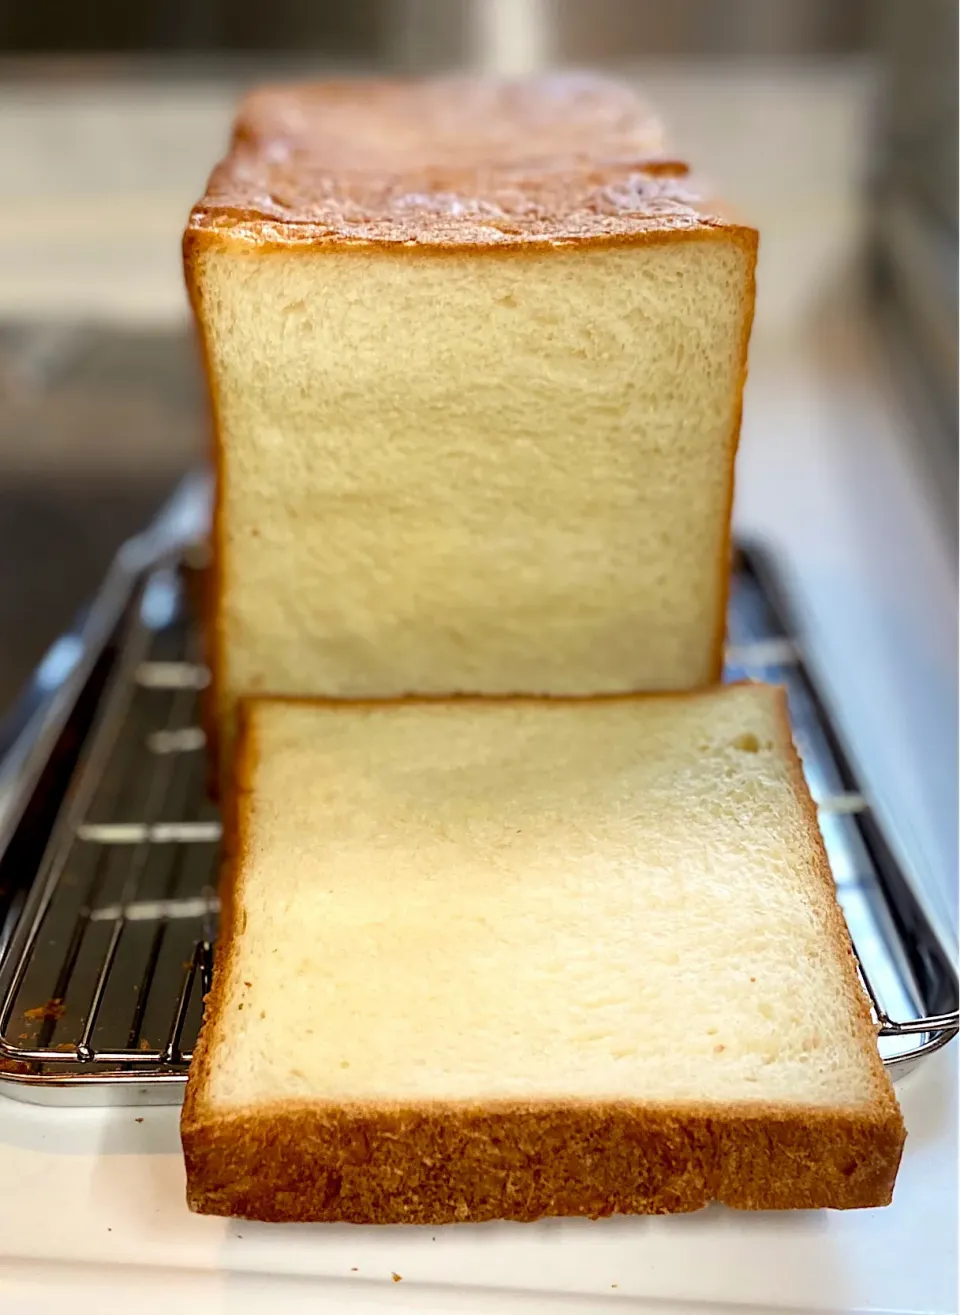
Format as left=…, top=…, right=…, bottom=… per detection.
left=0, top=476, right=956, bottom=1104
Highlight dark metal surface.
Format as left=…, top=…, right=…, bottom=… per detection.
left=0, top=320, right=204, bottom=714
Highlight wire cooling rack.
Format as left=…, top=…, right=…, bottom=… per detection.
left=0, top=535, right=956, bottom=1103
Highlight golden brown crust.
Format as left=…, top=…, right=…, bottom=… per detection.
left=181, top=686, right=904, bottom=1223
left=234, top=74, right=664, bottom=168
left=185, top=74, right=748, bottom=250
left=183, top=1096, right=903, bottom=1224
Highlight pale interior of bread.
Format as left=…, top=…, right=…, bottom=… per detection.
left=204, top=685, right=884, bottom=1113
left=199, top=237, right=753, bottom=742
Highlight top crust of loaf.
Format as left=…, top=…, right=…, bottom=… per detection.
left=186, top=74, right=753, bottom=249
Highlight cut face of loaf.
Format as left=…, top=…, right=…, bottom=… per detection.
left=181, top=684, right=904, bottom=1224
left=184, top=75, right=758, bottom=779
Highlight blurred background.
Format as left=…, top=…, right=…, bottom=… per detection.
left=0, top=1, right=956, bottom=917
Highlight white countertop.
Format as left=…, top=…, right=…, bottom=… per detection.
left=0, top=1057, right=954, bottom=1315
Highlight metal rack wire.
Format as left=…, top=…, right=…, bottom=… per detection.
left=0, top=548, right=956, bottom=1104
left=0, top=566, right=219, bottom=1100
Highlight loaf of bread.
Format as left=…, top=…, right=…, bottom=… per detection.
left=184, top=75, right=758, bottom=781
left=181, top=685, right=904, bottom=1223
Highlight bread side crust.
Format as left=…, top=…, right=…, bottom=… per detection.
left=181, top=698, right=257, bottom=1147
left=181, top=687, right=905, bottom=1223
left=182, top=228, right=226, bottom=796
left=770, top=687, right=904, bottom=1140
left=183, top=1097, right=904, bottom=1223
left=709, top=228, right=757, bottom=681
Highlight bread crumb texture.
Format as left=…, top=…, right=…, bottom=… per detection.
left=182, top=686, right=904, bottom=1222
left=185, top=75, right=757, bottom=779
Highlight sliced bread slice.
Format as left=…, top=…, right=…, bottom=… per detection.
left=184, top=74, right=758, bottom=781
left=182, top=684, right=903, bottom=1223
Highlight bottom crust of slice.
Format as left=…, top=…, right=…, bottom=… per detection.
left=182, top=1096, right=905, bottom=1224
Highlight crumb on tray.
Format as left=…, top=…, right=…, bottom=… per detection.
left=23, top=998, right=65, bottom=1022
